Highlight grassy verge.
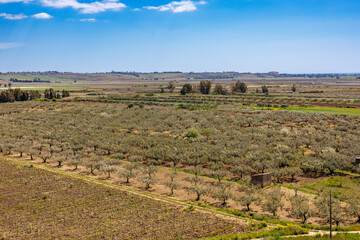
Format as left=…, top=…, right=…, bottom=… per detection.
left=285, top=106, right=360, bottom=116
left=202, top=224, right=309, bottom=240
left=279, top=233, right=360, bottom=239
left=282, top=174, right=360, bottom=200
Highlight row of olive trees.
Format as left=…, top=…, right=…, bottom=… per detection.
left=1, top=136, right=360, bottom=226
left=0, top=102, right=358, bottom=181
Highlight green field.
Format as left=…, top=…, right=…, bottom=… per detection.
left=0, top=74, right=78, bottom=83
left=6, top=86, right=87, bottom=91
left=285, top=106, right=360, bottom=116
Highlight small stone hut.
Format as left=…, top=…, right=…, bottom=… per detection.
left=251, top=173, right=272, bottom=187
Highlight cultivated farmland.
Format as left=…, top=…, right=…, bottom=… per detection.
left=0, top=72, right=360, bottom=239
left=0, top=158, right=248, bottom=239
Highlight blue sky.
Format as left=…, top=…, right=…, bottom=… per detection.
left=1, top=0, right=360, bottom=73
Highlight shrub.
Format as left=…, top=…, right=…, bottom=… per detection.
left=183, top=205, right=195, bottom=212
left=145, top=92, right=154, bottom=96
left=184, top=128, right=199, bottom=138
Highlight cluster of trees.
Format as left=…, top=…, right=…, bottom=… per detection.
left=0, top=89, right=41, bottom=103
left=44, top=89, right=70, bottom=99
left=0, top=88, right=70, bottom=103
left=261, top=86, right=269, bottom=94
left=230, top=81, right=247, bottom=93
left=9, top=77, right=50, bottom=83
left=180, top=80, right=248, bottom=95
left=214, top=84, right=228, bottom=95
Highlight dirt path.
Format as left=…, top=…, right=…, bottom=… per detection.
left=278, top=230, right=360, bottom=239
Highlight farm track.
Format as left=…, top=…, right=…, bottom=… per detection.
left=4, top=155, right=254, bottom=225
left=274, top=231, right=360, bottom=239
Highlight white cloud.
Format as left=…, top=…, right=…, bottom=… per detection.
left=0, top=12, right=52, bottom=20
left=32, top=12, right=52, bottom=19
left=0, top=43, right=24, bottom=50
left=0, top=0, right=32, bottom=3
left=68, top=18, right=101, bottom=22
left=80, top=18, right=96, bottom=22
left=144, top=0, right=205, bottom=13
left=0, top=13, right=27, bottom=19
left=40, top=0, right=126, bottom=14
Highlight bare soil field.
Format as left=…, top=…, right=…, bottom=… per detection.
left=0, top=157, right=248, bottom=240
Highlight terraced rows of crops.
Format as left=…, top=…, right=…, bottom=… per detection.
left=77, top=94, right=360, bottom=109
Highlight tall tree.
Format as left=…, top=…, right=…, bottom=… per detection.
left=261, top=85, right=269, bottom=94
left=167, top=81, right=176, bottom=93
left=231, top=81, right=247, bottom=93
left=213, top=84, right=228, bottom=95
left=180, top=83, right=193, bottom=95
left=199, top=80, right=212, bottom=94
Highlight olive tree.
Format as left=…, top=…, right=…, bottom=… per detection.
left=231, top=164, right=252, bottom=180
left=101, top=165, right=117, bottom=179
left=54, top=155, right=66, bottom=167
left=138, top=165, right=158, bottom=190
left=234, top=184, right=260, bottom=211
left=317, top=192, right=345, bottom=226
left=209, top=163, right=229, bottom=182
left=84, top=155, right=103, bottom=175
left=346, top=195, right=360, bottom=223
left=68, top=155, right=83, bottom=170
left=40, top=152, right=51, bottom=163
left=164, top=171, right=180, bottom=195
left=28, top=147, right=38, bottom=160
left=262, top=187, right=285, bottom=216
left=187, top=184, right=211, bottom=201
left=117, top=162, right=140, bottom=183
left=15, top=142, right=28, bottom=157
left=289, top=195, right=313, bottom=224
left=212, top=182, right=233, bottom=206
left=321, top=148, right=348, bottom=175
